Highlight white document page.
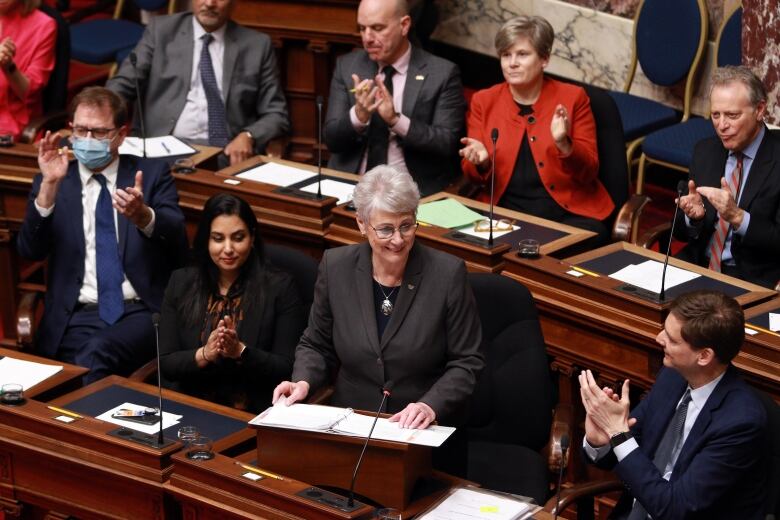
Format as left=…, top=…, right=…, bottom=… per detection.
left=236, top=162, right=316, bottom=186
left=96, top=402, right=182, bottom=435
left=769, top=313, right=780, bottom=332
left=417, top=487, right=532, bottom=520
left=250, top=402, right=353, bottom=431
left=335, top=412, right=456, bottom=447
left=120, top=136, right=196, bottom=158
left=300, top=179, right=355, bottom=204
left=609, top=259, right=700, bottom=294
left=0, top=357, right=63, bottom=391
left=455, top=219, right=520, bottom=240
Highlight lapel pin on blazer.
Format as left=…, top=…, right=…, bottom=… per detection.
left=415, top=75, right=424, bottom=81
left=407, top=283, right=415, bottom=290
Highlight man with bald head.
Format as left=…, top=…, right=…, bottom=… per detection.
left=324, top=0, right=465, bottom=196
left=674, top=66, right=780, bottom=288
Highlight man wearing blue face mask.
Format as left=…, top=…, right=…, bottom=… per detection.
left=17, top=86, right=188, bottom=384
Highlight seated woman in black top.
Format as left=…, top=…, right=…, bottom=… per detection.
left=159, top=193, right=306, bottom=412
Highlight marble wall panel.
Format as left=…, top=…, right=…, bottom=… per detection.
left=743, top=0, right=780, bottom=125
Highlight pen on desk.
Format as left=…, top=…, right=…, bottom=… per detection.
left=234, top=461, right=284, bottom=480
left=47, top=405, right=83, bottom=419
left=570, top=265, right=600, bottom=277
left=745, top=324, right=780, bottom=337
left=161, top=141, right=171, bottom=154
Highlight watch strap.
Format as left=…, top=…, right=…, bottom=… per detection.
left=609, top=431, right=633, bottom=449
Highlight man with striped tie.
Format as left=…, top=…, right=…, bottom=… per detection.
left=107, top=0, right=289, bottom=166
left=675, top=65, right=780, bottom=288
left=579, top=291, right=768, bottom=520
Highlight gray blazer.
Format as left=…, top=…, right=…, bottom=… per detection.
left=324, top=46, right=466, bottom=196
left=107, top=13, right=289, bottom=151
left=291, top=242, right=484, bottom=424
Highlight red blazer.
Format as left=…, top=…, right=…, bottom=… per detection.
left=462, top=78, right=614, bottom=221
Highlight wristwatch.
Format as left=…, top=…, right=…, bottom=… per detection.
left=609, top=431, right=633, bottom=449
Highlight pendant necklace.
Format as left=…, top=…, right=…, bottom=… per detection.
left=376, top=280, right=398, bottom=316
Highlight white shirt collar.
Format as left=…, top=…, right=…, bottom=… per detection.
left=78, top=156, right=120, bottom=188
left=688, top=370, right=726, bottom=410
left=380, top=43, right=412, bottom=76
left=192, top=15, right=227, bottom=44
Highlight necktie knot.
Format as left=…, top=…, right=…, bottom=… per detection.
left=93, top=173, right=108, bottom=189
left=202, top=33, right=214, bottom=47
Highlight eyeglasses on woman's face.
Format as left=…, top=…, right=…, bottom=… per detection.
left=369, top=221, right=419, bottom=240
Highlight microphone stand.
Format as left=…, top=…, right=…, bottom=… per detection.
left=660, top=181, right=686, bottom=302
left=488, top=128, right=498, bottom=247
left=316, top=95, right=323, bottom=199
left=348, top=383, right=393, bottom=507
left=552, top=434, right=570, bottom=520
left=152, top=313, right=164, bottom=446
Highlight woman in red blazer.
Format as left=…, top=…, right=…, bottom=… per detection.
left=460, top=16, right=613, bottom=244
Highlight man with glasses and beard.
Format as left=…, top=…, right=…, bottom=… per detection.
left=17, top=86, right=187, bottom=384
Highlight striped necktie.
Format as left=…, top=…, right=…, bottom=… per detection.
left=707, top=152, right=743, bottom=272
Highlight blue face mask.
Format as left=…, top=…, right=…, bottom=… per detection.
left=72, top=137, right=113, bottom=170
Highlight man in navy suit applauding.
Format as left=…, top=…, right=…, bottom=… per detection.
left=17, top=86, right=187, bottom=384
left=579, top=290, right=768, bottom=520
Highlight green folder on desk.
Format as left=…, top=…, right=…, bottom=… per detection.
left=417, top=198, right=484, bottom=229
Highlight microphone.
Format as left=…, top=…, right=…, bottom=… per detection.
left=552, top=433, right=570, bottom=520
left=347, top=381, right=394, bottom=507
left=151, top=312, right=164, bottom=446
left=129, top=52, right=147, bottom=159
left=316, top=95, right=324, bottom=199
left=488, top=128, right=499, bottom=247
left=659, top=180, right=686, bottom=301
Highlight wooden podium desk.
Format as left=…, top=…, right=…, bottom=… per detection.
left=0, top=376, right=254, bottom=519
left=175, top=156, right=359, bottom=257
left=327, top=193, right=593, bottom=273
left=0, top=347, right=86, bottom=400
left=501, top=241, right=779, bottom=400
left=743, top=298, right=780, bottom=394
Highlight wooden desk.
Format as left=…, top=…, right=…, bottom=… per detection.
left=743, top=298, right=780, bottom=394
left=501, top=241, right=779, bottom=400
left=0, top=347, right=86, bottom=400
left=0, top=376, right=254, bottom=519
left=327, top=193, right=594, bottom=273
left=174, top=156, right=359, bottom=256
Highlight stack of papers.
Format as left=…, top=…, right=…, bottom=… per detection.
left=0, top=357, right=63, bottom=391
left=300, top=179, right=355, bottom=204
left=417, top=198, right=484, bottom=229
left=609, top=259, right=700, bottom=294
left=418, top=487, right=534, bottom=520
left=119, top=136, right=196, bottom=157
left=769, top=313, right=780, bottom=332
left=236, top=162, right=316, bottom=186
left=250, top=402, right=455, bottom=447
left=96, top=402, right=182, bottom=435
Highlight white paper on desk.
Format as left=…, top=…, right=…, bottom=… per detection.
left=236, top=162, right=316, bottom=186
left=335, top=412, right=456, bottom=447
left=609, top=259, right=700, bottom=294
left=454, top=219, right=520, bottom=240
left=250, top=402, right=353, bottom=431
left=417, top=487, right=532, bottom=520
left=96, top=402, right=182, bottom=435
left=299, top=179, right=355, bottom=204
left=0, top=357, right=63, bottom=391
left=119, top=136, right=196, bottom=158
left=769, top=313, right=780, bottom=332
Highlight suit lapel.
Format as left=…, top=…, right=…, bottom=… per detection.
left=380, top=243, right=423, bottom=350
left=238, top=264, right=265, bottom=349
left=738, top=128, right=776, bottom=210
left=167, top=17, right=194, bottom=133
left=401, top=47, right=426, bottom=116
left=63, top=162, right=86, bottom=260
left=222, top=21, right=239, bottom=107
left=116, top=158, right=134, bottom=261
left=355, top=243, right=381, bottom=356
left=641, top=373, right=688, bottom=457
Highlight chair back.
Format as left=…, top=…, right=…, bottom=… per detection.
left=264, top=244, right=319, bottom=315
left=755, top=391, right=780, bottom=520
left=38, top=3, right=70, bottom=113
left=716, top=5, right=742, bottom=67
left=583, top=84, right=629, bottom=225
left=466, top=273, right=553, bottom=451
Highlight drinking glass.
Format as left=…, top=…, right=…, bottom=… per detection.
left=186, top=435, right=214, bottom=460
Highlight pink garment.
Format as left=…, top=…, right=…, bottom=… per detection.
left=0, top=8, right=56, bottom=139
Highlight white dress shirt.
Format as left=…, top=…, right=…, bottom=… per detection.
left=172, top=17, right=227, bottom=142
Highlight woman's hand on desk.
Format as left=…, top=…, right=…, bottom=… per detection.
left=459, top=137, right=490, bottom=171
left=389, top=401, right=436, bottom=429
left=272, top=380, right=310, bottom=406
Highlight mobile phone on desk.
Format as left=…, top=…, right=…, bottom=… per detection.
left=111, top=407, right=160, bottom=425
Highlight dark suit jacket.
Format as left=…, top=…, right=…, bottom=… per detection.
left=16, top=156, right=187, bottom=358
left=291, top=242, right=484, bottom=424
left=461, top=78, right=614, bottom=220
left=107, top=13, right=289, bottom=151
left=674, top=128, right=780, bottom=287
left=159, top=262, right=306, bottom=412
left=602, top=366, right=768, bottom=520
left=324, top=46, right=466, bottom=196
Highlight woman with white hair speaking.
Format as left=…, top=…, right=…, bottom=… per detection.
left=273, top=166, right=483, bottom=458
